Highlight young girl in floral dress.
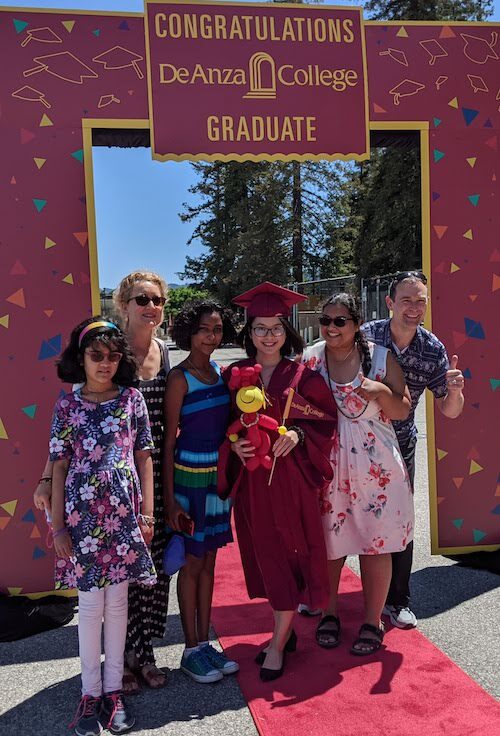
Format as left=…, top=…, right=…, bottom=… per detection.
left=50, top=318, right=156, bottom=736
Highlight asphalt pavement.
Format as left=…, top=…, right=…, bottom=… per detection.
left=0, top=346, right=498, bottom=735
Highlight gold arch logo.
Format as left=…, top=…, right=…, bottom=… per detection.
left=243, top=52, right=277, bottom=99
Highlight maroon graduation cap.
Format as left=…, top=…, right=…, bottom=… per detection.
left=232, top=281, right=306, bottom=318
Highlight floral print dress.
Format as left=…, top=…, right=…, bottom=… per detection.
left=49, top=387, right=157, bottom=591
left=302, top=342, right=414, bottom=560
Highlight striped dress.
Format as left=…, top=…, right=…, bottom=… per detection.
left=174, top=362, right=233, bottom=557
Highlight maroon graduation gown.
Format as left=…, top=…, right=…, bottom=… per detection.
left=218, top=358, right=337, bottom=611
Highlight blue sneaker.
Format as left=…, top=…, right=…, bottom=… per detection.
left=181, top=649, right=223, bottom=683
left=200, top=644, right=239, bottom=675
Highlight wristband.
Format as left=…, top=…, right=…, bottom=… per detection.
left=288, top=425, right=305, bottom=445
left=138, top=514, right=155, bottom=527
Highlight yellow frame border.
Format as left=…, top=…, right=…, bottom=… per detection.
left=82, top=118, right=151, bottom=315
left=143, top=0, right=370, bottom=163
left=83, top=116, right=498, bottom=555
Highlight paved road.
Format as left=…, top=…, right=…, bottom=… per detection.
left=0, top=346, right=498, bottom=735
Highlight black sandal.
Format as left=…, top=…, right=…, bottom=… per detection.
left=315, top=615, right=341, bottom=649
left=350, top=622, right=385, bottom=656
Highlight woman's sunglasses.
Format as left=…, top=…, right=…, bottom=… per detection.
left=392, top=270, right=427, bottom=285
left=319, top=315, right=355, bottom=328
left=128, top=294, right=166, bottom=307
left=85, top=350, right=123, bottom=363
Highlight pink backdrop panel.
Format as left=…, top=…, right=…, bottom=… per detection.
left=0, top=9, right=498, bottom=594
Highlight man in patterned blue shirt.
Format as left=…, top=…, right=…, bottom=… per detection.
left=362, top=271, right=464, bottom=629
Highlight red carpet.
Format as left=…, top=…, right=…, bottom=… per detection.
left=212, top=539, right=500, bottom=736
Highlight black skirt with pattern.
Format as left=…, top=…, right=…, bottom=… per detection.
left=125, top=342, right=170, bottom=667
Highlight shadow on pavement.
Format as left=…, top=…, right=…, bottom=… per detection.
left=0, top=666, right=248, bottom=736
left=411, top=562, right=499, bottom=618
left=0, top=614, right=188, bottom=667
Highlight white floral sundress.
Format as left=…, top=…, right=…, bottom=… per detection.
left=302, top=341, right=414, bottom=559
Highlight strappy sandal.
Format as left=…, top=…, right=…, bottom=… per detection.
left=350, top=622, right=385, bottom=656
left=316, top=615, right=341, bottom=649
left=122, top=666, right=141, bottom=695
left=140, top=663, right=168, bottom=689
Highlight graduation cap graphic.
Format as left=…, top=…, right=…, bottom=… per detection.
left=92, top=46, right=144, bottom=79
left=23, top=52, right=98, bottom=84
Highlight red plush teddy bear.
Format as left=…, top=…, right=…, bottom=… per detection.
left=226, top=364, right=281, bottom=471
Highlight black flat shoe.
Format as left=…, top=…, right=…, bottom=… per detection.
left=259, top=652, right=285, bottom=682
left=255, top=629, right=297, bottom=665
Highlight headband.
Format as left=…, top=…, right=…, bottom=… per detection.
left=78, top=320, right=118, bottom=347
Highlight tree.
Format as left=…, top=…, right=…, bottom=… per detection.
left=284, top=161, right=356, bottom=281
left=352, top=147, right=421, bottom=278
left=179, top=162, right=291, bottom=304
left=163, top=285, right=211, bottom=321
left=363, top=0, right=493, bottom=20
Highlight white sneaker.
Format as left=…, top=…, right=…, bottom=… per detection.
left=382, top=604, right=417, bottom=629
left=297, top=603, right=322, bottom=616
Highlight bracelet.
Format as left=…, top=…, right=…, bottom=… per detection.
left=138, top=513, right=156, bottom=527
left=39, top=477, right=52, bottom=484
left=288, top=425, right=305, bottom=445
left=53, top=528, right=68, bottom=539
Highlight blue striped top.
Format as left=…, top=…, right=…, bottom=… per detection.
left=176, top=362, right=230, bottom=452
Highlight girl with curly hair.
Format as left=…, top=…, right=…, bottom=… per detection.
left=164, top=300, right=239, bottom=683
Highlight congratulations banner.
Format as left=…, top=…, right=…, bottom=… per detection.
left=144, top=1, right=369, bottom=161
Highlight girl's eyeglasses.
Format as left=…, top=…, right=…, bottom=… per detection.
left=128, top=294, right=166, bottom=307
left=252, top=325, right=286, bottom=337
left=319, top=315, right=355, bottom=328
left=85, top=350, right=123, bottom=363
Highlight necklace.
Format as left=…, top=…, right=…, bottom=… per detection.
left=133, top=338, right=157, bottom=370
left=327, top=344, right=356, bottom=363
left=186, top=358, right=218, bottom=385
left=324, top=346, right=368, bottom=420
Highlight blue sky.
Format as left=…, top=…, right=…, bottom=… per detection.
left=3, top=0, right=499, bottom=287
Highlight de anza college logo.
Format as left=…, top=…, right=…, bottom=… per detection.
left=159, top=52, right=359, bottom=98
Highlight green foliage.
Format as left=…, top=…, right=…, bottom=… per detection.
left=363, top=0, right=492, bottom=21
left=164, top=285, right=211, bottom=320
left=179, top=160, right=353, bottom=299
left=179, top=161, right=291, bottom=303
left=351, top=148, right=421, bottom=278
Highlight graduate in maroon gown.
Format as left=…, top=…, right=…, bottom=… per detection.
left=217, top=282, right=337, bottom=681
